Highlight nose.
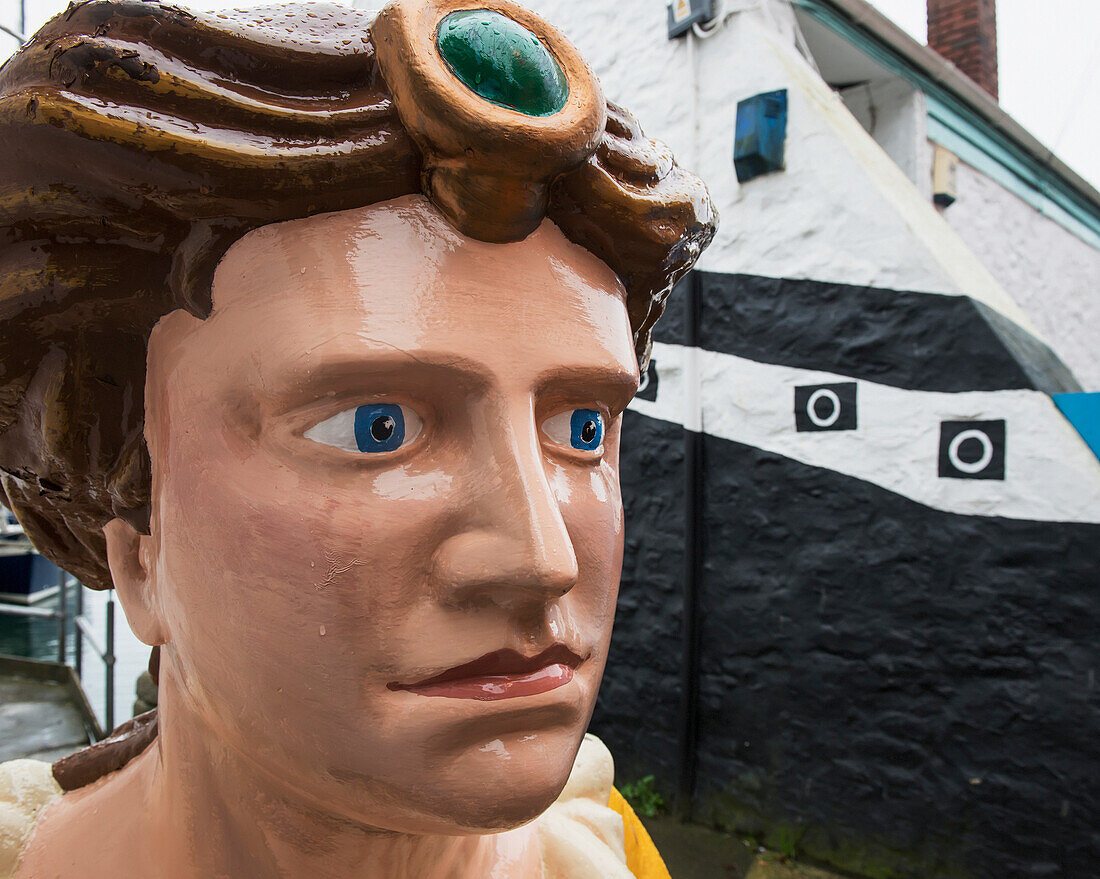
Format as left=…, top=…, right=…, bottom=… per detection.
left=432, top=401, right=579, bottom=609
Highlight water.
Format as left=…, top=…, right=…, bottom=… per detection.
left=0, top=583, right=151, bottom=732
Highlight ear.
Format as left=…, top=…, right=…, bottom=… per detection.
left=103, top=517, right=167, bottom=647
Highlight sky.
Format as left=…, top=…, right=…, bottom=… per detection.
left=867, top=0, right=1100, bottom=191
left=3, top=0, right=1099, bottom=191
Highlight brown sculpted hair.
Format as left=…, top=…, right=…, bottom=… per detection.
left=0, top=0, right=716, bottom=600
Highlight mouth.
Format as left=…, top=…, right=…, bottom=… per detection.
left=388, top=644, right=586, bottom=701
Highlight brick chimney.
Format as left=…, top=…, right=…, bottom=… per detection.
left=927, top=0, right=998, bottom=100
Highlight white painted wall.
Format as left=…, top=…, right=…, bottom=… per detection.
left=940, top=160, right=1100, bottom=390
left=632, top=341, right=1100, bottom=524
left=840, top=78, right=933, bottom=201
left=531, top=0, right=1097, bottom=388
left=531, top=0, right=1034, bottom=324
left=2, top=0, right=1096, bottom=391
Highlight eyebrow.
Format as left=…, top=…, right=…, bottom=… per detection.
left=271, top=348, right=638, bottom=411
left=531, top=364, right=640, bottom=410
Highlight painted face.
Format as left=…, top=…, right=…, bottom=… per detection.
left=143, top=195, right=638, bottom=833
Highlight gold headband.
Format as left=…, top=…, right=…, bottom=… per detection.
left=373, top=0, right=606, bottom=242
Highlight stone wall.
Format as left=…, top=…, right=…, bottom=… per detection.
left=941, top=159, right=1100, bottom=390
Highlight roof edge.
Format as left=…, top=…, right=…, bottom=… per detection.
left=793, top=0, right=1100, bottom=214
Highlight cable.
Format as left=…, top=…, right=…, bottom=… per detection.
left=692, top=0, right=727, bottom=39
left=691, top=0, right=821, bottom=76
left=0, top=22, right=25, bottom=43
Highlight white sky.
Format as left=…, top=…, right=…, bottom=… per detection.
left=3, top=0, right=1099, bottom=192
left=868, top=0, right=1100, bottom=191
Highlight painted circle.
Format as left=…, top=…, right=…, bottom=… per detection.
left=806, top=388, right=841, bottom=428
left=947, top=428, right=993, bottom=474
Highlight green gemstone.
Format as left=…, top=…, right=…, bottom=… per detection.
left=437, top=10, right=568, bottom=117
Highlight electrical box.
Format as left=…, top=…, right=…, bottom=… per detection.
left=667, top=0, right=713, bottom=39
left=734, top=89, right=788, bottom=183
left=932, top=144, right=958, bottom=207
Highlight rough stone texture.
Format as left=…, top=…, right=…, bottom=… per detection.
left=692, top=272, right=1067, bottom=393
left=691, top=433, right=1099, bottom=878
left=589, top=282, right=689, bottom=791
left=642, top=815, right=757, bottom=879
left=746, top=856, right=852, bottom=879
left=589, top=409, right=687, bottom=790
left=521, top=0, right=1096, bottom=386
left=941, top=160, right=1100, bottom=391
left=595, top=268, right=1100, bottom=878
left=599, top=412, right=1100, bottom=878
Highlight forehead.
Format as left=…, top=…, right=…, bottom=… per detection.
left=199, top=195, right=634, bottom=380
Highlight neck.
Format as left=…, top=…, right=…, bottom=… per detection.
left=122, top=677, right=542, bottom=879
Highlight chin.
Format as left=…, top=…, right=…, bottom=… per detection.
left=404, top=728, right=586, bottom=834
left=439, top=782, right=570, bottom=835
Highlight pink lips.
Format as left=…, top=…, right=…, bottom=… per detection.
left=389, top=644, right=584, bottom=701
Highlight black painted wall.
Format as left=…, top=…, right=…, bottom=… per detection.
left=589, top=278, right=689, bottom=787
left=590, top=273, right=1100, bottom=879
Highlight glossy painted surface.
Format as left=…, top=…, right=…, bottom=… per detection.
left=0, top=0, right=714, bottom=604
left=373, top=0, right=606, bottom=242
left=437, top=10, right=568, bottom=117
left=18, top=195, right=638, bottom=878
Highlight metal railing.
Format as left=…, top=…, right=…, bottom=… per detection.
left=0, top=571, right=116, bottom=732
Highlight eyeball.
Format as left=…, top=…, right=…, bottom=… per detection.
left=542, top=408, right=604, bottom=452
left=305, top=403, right=422, bottom=454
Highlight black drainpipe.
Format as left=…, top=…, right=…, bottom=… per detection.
left=676, top=269, right=704, bottom=821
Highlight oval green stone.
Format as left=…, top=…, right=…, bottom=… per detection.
left=437, top=10, right=568, bottom=117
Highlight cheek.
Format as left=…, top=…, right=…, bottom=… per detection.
left=151, top=429, right=454, bottom=698
left=561, top=422, right=625, bottom=564
left=556, top=459, right=623, bottom=610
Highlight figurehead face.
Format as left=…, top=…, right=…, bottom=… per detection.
left=0, top=0, right=715, bottom=819
left=138, top=195, right=635, bottom=831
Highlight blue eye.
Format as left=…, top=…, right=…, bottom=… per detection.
left=570, top=409, right=603, bottom=450
left=354, top=403, right=405, bottom=452
left=542, top=408, right=604, bottom=451
left=305, top=403, right=422, bottom=454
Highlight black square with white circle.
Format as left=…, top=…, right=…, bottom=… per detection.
left=794, top=382, right=857, bottom=432
left=938, top=420, right=1005, bottom=480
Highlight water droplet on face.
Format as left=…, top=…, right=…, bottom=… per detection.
left=319, top=624, right=326, bottom=636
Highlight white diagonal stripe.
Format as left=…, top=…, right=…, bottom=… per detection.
left=628, top=341, right=1100, bottom=524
